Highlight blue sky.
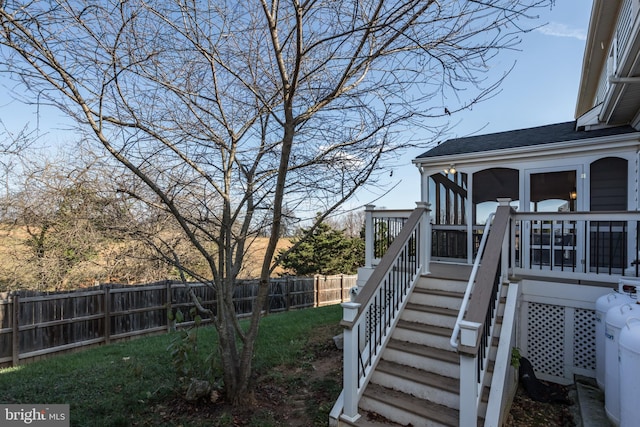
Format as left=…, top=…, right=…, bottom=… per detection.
left=0, top=1, right=592, bottom=215
left=358, top=1, right=592, bottom=210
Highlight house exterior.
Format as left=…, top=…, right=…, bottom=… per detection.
left=331, top=1, right=640, bottom=426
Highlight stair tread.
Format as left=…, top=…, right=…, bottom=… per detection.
left=396, top=319, right=451, bottom=336
left=376, top=359, right=458, bottom=393
left=362, top=382, right=458, bottom=427
left=387, top=338, right=458, bottom=364
left=412, top=287, right=464, bottom=298
left=426, top=262, right=473, bottom=281
left=405, top=302, right=458, bottom=316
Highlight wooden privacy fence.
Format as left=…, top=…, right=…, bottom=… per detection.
left=0, top=274, right=355, bottom=368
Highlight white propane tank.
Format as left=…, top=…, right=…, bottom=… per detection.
left=605, top=303, right=639, bottom=426
left=619, top=317, right=640, bottom=427
left=596, top=291, right=634, bottom=390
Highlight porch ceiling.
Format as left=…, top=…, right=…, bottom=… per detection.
left=606, top=82, right=640, bottom=125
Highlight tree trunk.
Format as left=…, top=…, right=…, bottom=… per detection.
left=217, top=301, right=254, bottom=405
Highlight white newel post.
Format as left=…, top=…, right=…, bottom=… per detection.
left=502, top=229, right=509, bottom=283
left=497, top=198, right=511, bottom=282
left=364, top=205, right=375, bottom=269
left=341, top=301, right=362, bottom=423
left=416, top=201, right=431, bottom=275
left=459, top=320, right=481, bottom=427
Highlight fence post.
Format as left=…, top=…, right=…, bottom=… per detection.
left=265, top=279, right=271, bottom=314
left=11, top=292, right=19, bottom=367
left=285, top=277, right=291, bottom=312
left=340, top=274, right=345, bottom=303
left=104, top=285, right=111, bottom=345
left=166, top=280, right=173, bottom=332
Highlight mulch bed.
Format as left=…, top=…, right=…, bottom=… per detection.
left=505, top=383, right=577, bottom=427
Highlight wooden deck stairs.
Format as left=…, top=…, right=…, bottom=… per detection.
left=339, top=263, right=503, bottom=426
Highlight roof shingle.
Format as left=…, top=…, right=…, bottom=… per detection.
left=416, top=121, right=638, bottom=159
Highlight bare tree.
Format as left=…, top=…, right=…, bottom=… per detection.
left=0, top=150, right=147, bottom=289
left=0, top=0, right=551, bottom=404
left=328, top=210, right=366, bottom=238
left=0, top=121, right=37, bottom=200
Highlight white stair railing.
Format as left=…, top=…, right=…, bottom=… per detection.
left=456, top=200, right=512, bottom=426
left=484, top=282, right=520, bottom=427
left=337, top=202, right=429, bottom=424
left=450, top=212, right=495, bottom=349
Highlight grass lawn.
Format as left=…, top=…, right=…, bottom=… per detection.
left=0, top=304, right=343, bottom=426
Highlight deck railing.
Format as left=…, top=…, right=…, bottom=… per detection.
left=363, top=205, right=412, bottom=268
left=338, top=204, right=640, bottom=425
left=449, top=212, right=495, bottom=349
left=455, top=202, right=512, bottom=425
left=338, top=203, right=429, bottom=423
left=364, top=206, right=640, bottom=282
left=512, top=211, right=640, bottom=281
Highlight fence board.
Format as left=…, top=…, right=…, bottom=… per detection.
left=0, top=296, right=9, bottom=361
left=0, top=274, right=355, bottom=368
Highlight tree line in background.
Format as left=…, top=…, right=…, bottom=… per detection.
left=0, top=150, right=365, bottom=291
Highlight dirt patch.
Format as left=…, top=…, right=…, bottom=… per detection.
left=505, top=383, right=577, bottom=427
left=148, top=324, right=343, bottom=426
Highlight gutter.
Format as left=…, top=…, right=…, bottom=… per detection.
left=609, top=77, right=640, bottom=84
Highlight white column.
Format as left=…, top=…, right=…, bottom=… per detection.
left=416, top=201, right=431, bottom=275
left=419, top=165, right=429, bottom=205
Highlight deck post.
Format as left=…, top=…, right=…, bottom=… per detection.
left=364, top=205, right=375, bottom=269
left=341, top=301, right=361, bottom=423
left=459, top=320, right=481, bottom=426
left=416, top=201, right=431, bottom=275
left=498, top=198, right=512, bottom=281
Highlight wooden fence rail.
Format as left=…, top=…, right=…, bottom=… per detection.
left=0, top=275, right=355, bottom=368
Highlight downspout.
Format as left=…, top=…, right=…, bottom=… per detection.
left=632, top=149, right=640, bottom=273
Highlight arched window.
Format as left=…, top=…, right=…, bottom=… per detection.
left=473, top=168, right=519, bottom=224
